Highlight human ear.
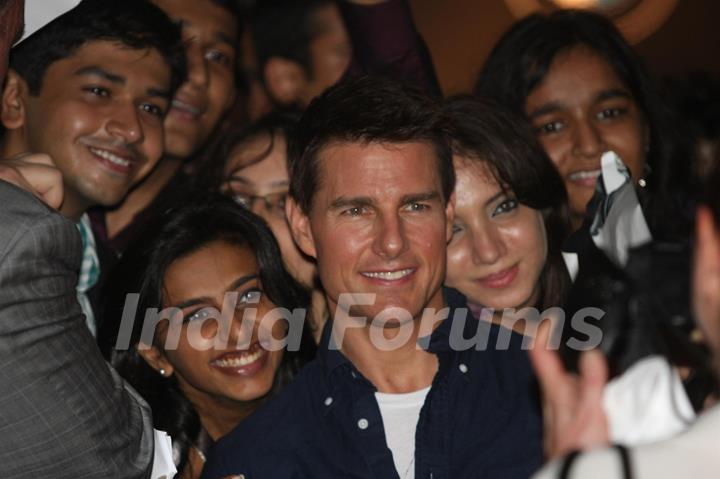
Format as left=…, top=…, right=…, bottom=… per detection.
left=136, top=343, right=174, bottom=378
left=445, top=192, right=456, bottom=243
left=286, top=196, right=317, bottom=259
left=1, top=70, right=28, bottom=130
left=263, top=57, right=305, bottom=106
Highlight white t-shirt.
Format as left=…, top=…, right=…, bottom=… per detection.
left=375, top=386, right=431, bottom=479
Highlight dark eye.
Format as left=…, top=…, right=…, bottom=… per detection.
left=185, top=307, right=211, bottom=323
left=597, top=108, right=625, bottom=120
left=232, top=194, right=252, bottom=209
left=141, top=103, right=164, bottom=118
left=451, top=223, right=463, bottom=235
left=536, top=120, right=564, bottom=135
left=492, top=199, right=518, bottom=217
left=406, top=202, right=430, bottom=212
left=84, top=86, right=110, bottom=97
left=238, top=288, right=262, bottom=305
left=343, top=206, right=365, bottom=217
left=206, top=49, right=231, bottom=66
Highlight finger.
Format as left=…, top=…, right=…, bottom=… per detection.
left=530, top=321, right=571, bottom=394
left=578, top=350, right=608, bottom=414
left=14, top=152, right=55, bottom=167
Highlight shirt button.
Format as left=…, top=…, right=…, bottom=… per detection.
left=357, top=418, right=369, bottom=430
left=459, top=363, right=468, bottom=373
left=324, top=396, right=333, bottom=406
left=351, top=371, right=357, bottom=379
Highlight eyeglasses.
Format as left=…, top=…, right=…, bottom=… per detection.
left=222, top=179, right=287, bottom=218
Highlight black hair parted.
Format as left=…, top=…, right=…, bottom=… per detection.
left=443, top=95, right=571, bottom=310
left=288, top=75, right=454, bottom=214
left=10, top=0, right=187, bottom=97
left=109, top=192, right=316, bottom=475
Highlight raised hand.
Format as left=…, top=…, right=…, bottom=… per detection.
left=529, top=321, right=610, bottom=459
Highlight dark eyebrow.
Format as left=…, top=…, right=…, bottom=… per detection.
left=147, top=87, right=171, bottom=100
left=527, top=101, right=563, bottom=120
left=484, top=190, right=507, bottom=207
left=74, top=66, right=125, bottom=85
left=400, top=192, right=441, bottom=205
left=74, top=66, right=169, bottom=100
left=173, top=273, right=258, bottom=310
left=595, top=88, right=632, bottom=103
left=174, top=18, right=235, bottom=48
left=216, top=31, right=236, bottom=47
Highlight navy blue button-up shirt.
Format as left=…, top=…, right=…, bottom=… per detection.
left=202, top=294, right=543, bottom=478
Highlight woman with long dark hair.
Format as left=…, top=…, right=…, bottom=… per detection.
left=110, top=194, right=316, bottom=478
left=443, top=95, right=571, bottom=333
left=475, top=10, right=694, bottom=237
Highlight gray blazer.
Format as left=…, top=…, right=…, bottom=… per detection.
left=0, top=181, right=153, bottom=478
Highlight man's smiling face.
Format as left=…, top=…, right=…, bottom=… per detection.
left=291, top=141, right=454, bottom=323
left=16, top=40, right=171, bottom=218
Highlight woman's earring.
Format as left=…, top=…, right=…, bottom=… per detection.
left=159, top=368, right=166, bottom=377
left=639, top=162, right=652, bottom=188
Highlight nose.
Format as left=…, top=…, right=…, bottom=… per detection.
left=107, top=103, right=143, bottom=144
left=226, top=297, right=261, bottom=348
left=572, top=120, right=604, bottom=160
left=372, top=213, right=408, bottom=259
left=186, top=41, right=209, bottom=88
left=471, top=226, right=506, bottom=265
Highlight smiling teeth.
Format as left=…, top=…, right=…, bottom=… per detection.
left=362, top=269, right=414, bottom=280
left=212, top=349, right=264, bottom=368
left=172, top=99, right=200, bottom=116
left=569, top=169, right=601, bottom=181
left=90, top=148, right=130, bottom=167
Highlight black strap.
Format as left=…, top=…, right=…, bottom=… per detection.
left=558, top=445, right=633, bottom=479
left=613, top=444, right=633, bottom=479
left=558, top=450, right=581, bottom=479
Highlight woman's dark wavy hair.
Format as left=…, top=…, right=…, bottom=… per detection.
left=443, top=95, right=571, bottom=309
left=109, top=193, right=316, bottom=476
left=475, top=9, right=694, bottom=240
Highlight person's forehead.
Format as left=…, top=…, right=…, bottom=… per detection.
left=151, top=0, right=237, bottom=41
left=316, top=141, right=441, bottom=197
left=42, top=40, right=171, bottom=91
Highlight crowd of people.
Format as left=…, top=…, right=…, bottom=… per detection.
left=0, top=0, right=718, bottom=478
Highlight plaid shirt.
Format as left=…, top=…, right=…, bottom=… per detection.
left=76, top=213, right=100, bottom=336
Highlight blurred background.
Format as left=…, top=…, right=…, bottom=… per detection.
left=408, top=0, right=720, bottom=94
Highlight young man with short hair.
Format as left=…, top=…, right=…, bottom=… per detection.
left=0, top=0, right=185, bottom=333
left=97, top=0, right=241, bottom=257
left=0, top=1, right=183, bottom=474
left=202, top=76, right=543, bottom=479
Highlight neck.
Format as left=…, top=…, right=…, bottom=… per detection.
left=331, top=293, right=445, bottom=393
left=194, top=396, right=263, bottom=441
left=59, top=189, right=89, bottom=222
left=105, top=155, right=182, bottom=238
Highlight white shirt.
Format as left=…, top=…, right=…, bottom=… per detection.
left=375, top=386, right=431, bottom=479
left=533, top=405, right=720, bottom=479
